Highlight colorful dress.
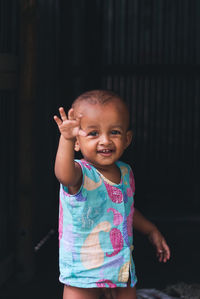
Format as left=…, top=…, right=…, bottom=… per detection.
left=59, top=159, right=137, bottom=288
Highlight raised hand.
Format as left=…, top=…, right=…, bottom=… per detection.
left=54, top=107, right=86, bottom=140
left=148, top=229, right=171, bottom=263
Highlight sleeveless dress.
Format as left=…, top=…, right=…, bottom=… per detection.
left=59, top=159, right=137, bottom=288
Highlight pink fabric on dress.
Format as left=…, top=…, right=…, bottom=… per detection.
left=104, top=182, right=123, bottom=203
left=96, top=279, right=117, bottom=288
left=127, top=203, right=134, bottom=236
left=59, top=198, right=63, bottom=247
left=107, top=208, right=123, bottom=225
left=106, top=228, right=124, bottom=257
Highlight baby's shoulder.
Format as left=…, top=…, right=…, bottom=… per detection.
left=117, top=160, right=133, bottom=172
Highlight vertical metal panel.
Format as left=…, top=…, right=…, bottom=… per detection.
left=0, top=0, right=19, bottom=286
left=0, top=91, right=17, bottom=285
left=0, top=0, right=18, bottom=53
left=34, top=0, right=61, bottom=245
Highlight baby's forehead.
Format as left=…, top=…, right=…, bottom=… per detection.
left=73, top=99, right=130, bottom=128
left=73, top=98, right=127, bottom=112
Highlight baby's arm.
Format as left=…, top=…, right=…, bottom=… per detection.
left=133, top=209, right=170, bottom=262
left=54, top=107, right=86, bottom=187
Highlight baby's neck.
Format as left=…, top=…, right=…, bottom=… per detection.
left=84, top=160, right=121, bottom=185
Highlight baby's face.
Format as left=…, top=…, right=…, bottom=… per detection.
left=74, top=100, right=132, bottom=170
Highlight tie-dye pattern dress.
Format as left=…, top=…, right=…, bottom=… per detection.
left=59, top=159, right=137, bottom=288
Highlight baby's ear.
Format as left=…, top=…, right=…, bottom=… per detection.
left=125, top=130, right=133, bottom=149
left=74, top=139, right=80, bottom=152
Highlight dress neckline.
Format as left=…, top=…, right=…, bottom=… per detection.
left=81, top=159, right=122, bottom=186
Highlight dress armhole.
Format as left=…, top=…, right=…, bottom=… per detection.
left=62, top=160, right=84, bottom=195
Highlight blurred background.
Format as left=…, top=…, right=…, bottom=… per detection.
left=0, top=0, right=199, bottom=298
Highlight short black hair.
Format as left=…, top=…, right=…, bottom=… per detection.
left=72, top=90, right=124, bottom=107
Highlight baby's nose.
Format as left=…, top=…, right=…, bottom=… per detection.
left=99, top=134, right=111, bottom=145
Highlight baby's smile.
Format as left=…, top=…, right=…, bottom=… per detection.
left=97, top=148, right=115, bottom=157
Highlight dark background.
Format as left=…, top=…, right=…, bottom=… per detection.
left=0, top=0, right=200, bottom=298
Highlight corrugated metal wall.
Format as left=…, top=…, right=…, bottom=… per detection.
left=58, top=0, right=200, bottom=214
left=101, top=0, right=199, bottom=65
left=0, top=0, right=18, bottom=286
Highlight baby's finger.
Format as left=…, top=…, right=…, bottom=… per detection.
left=75, top=113, right=83, bottom=125
left=157, top=245, right=170, bottom=263
left=161, top=251, right=169, bottom=263
left=54, top=115, right=62, bottom=127
left=59, top=107, right=67, bottom=121
left=162, top=241, right=171, bottom=261
left=157, top=249, right=164, bottom=262
left=68, top=108, right=75, bottom=120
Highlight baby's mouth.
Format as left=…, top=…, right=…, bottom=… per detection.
left=97, top=149, right=114, bottom=155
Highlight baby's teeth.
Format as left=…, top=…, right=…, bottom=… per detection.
left=99, top=149, right=111, bottom=153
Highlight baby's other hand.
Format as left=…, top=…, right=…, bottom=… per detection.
left=148, top=229, right=170, bottom=263
left=54, top=107, right=86, bottom=140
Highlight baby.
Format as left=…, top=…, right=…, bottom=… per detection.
left=54, top=90, right=170, bottom=299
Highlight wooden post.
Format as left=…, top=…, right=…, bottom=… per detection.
left=17, top=0, right=36, bottom=282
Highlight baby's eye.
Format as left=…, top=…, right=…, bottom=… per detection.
left=111, top=130, right=121, bottom=135
left=88, top=131, right=98, bottom=136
